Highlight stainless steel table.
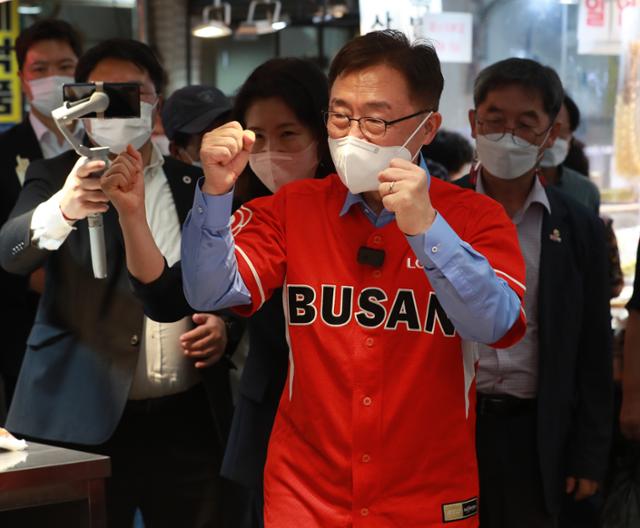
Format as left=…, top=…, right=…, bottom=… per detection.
left=0, top=442, right=110, bottom=527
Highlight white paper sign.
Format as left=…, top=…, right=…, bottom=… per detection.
left=359, top=0, right=442, bottom=42
left=578, top=0, right=639, bottom=55
left=358, top=1, right=471, bottom=64
left=417, top=12, right=473, bottom=63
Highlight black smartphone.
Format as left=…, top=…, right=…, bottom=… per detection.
left=62, top=82, right=140, bottom=118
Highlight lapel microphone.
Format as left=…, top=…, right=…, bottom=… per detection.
left=357, top=246, right=385, bottom=268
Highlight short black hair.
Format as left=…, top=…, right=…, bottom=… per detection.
left=473, top=58, right=563, bottom=121
left=233, top=58, right=327, bottom=141
left=328, top=30, right=444, bottom=111
left=75, top=38, right=166, bottom=95
left=563, top=93, right=580, bottom=132
left=16, top=18, right=83, bottom=70
left=421, top=130, right=474, bottom=175
left=233, top=58, right=331, bottom=163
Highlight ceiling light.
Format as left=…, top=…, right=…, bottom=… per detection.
left=17, top=4, right=42, bottom=14
left=193, top=0, right=232, bottom=39
left=235, top=0, right=287, bottom=39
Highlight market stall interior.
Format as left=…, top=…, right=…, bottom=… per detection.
left=0, top=0, right=639, bottom=527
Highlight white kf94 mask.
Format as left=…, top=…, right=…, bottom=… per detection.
left=328, top=112, right=432, bottom=194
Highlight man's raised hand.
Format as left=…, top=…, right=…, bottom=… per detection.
left=379, top=158, right=436, bottom=236
left=199, top=121, right=256, bottom=195
left=100, top=144, right=145, bottom=218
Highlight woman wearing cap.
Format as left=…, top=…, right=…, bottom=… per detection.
left=99, top=57, right=333, bottom=528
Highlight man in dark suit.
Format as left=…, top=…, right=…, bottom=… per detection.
left=0, top=39, right=234, bottom=528
left=0, top=19, right=83, bottom=415
left=622, top=240, right=640, bottom=442
left=458, top=58, right=613, bottom=527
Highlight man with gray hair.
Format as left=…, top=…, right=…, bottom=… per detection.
left=458, top=57, right=612, bottom=527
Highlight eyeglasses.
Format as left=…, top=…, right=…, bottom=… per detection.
left=323, top=109, right=432, bottom=140
left=475, top=118, right=550, bottom=147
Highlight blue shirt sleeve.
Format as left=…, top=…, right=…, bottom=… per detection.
left=406, top=212, right=521, bottom=344
left=180, top=181, right=252, bottom=311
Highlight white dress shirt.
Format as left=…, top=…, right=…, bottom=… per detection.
left=29, top=143, right=200, bottom=399
left=475, top=174, right=550, bottom=399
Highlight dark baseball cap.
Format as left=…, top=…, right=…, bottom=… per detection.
left=162, top=85, right=232, bottom=140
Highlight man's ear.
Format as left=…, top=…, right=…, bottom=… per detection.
left=422, top=112, right=442, bottom=146
left=468, top=109, right=477, bottom=139
left=543, top=121, right=561, bottom=149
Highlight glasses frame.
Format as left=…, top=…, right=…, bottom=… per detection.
left=323, top=109, right=432, bottom=140
left=475, top=117, right=552, bottom=147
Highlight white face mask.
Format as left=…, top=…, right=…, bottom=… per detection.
left=328, top=112, right=432, bottom=194
left=540, top=137, right=570, bottom=168
left=28, top=75, right=74, bottom=116
left=85, top=101, right=155, bottom=154
left=249, top=141, right=319, bottom=193
left=476, top=132, right=548, bottom=180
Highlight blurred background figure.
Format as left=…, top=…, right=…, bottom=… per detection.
left=162, top=85, right=232, bottom=166
left=0, top=18, right=82, bottom=421
left=539, top=91, right=624, bottom=302
left=620, top=241, right=640, bottom=408
left=561, top=94, right=591, bottom=178
left=421, top=129, right=474, bottom=181
left=540, top=93, right=600, bottom=213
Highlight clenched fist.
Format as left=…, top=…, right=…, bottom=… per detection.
left=200, top=121, right=256, bottom=195
left=378, top=158, right=437, bottom=236
left=100, top=144, right=145, bottom=218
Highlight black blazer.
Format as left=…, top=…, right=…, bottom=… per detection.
left=457, top=176, right=613, bottom=514
left=220, top=292, right=289, bottom=490
left=0, top=149, right=233, bottom=445
left=0, top=120, right=43, bottom=383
